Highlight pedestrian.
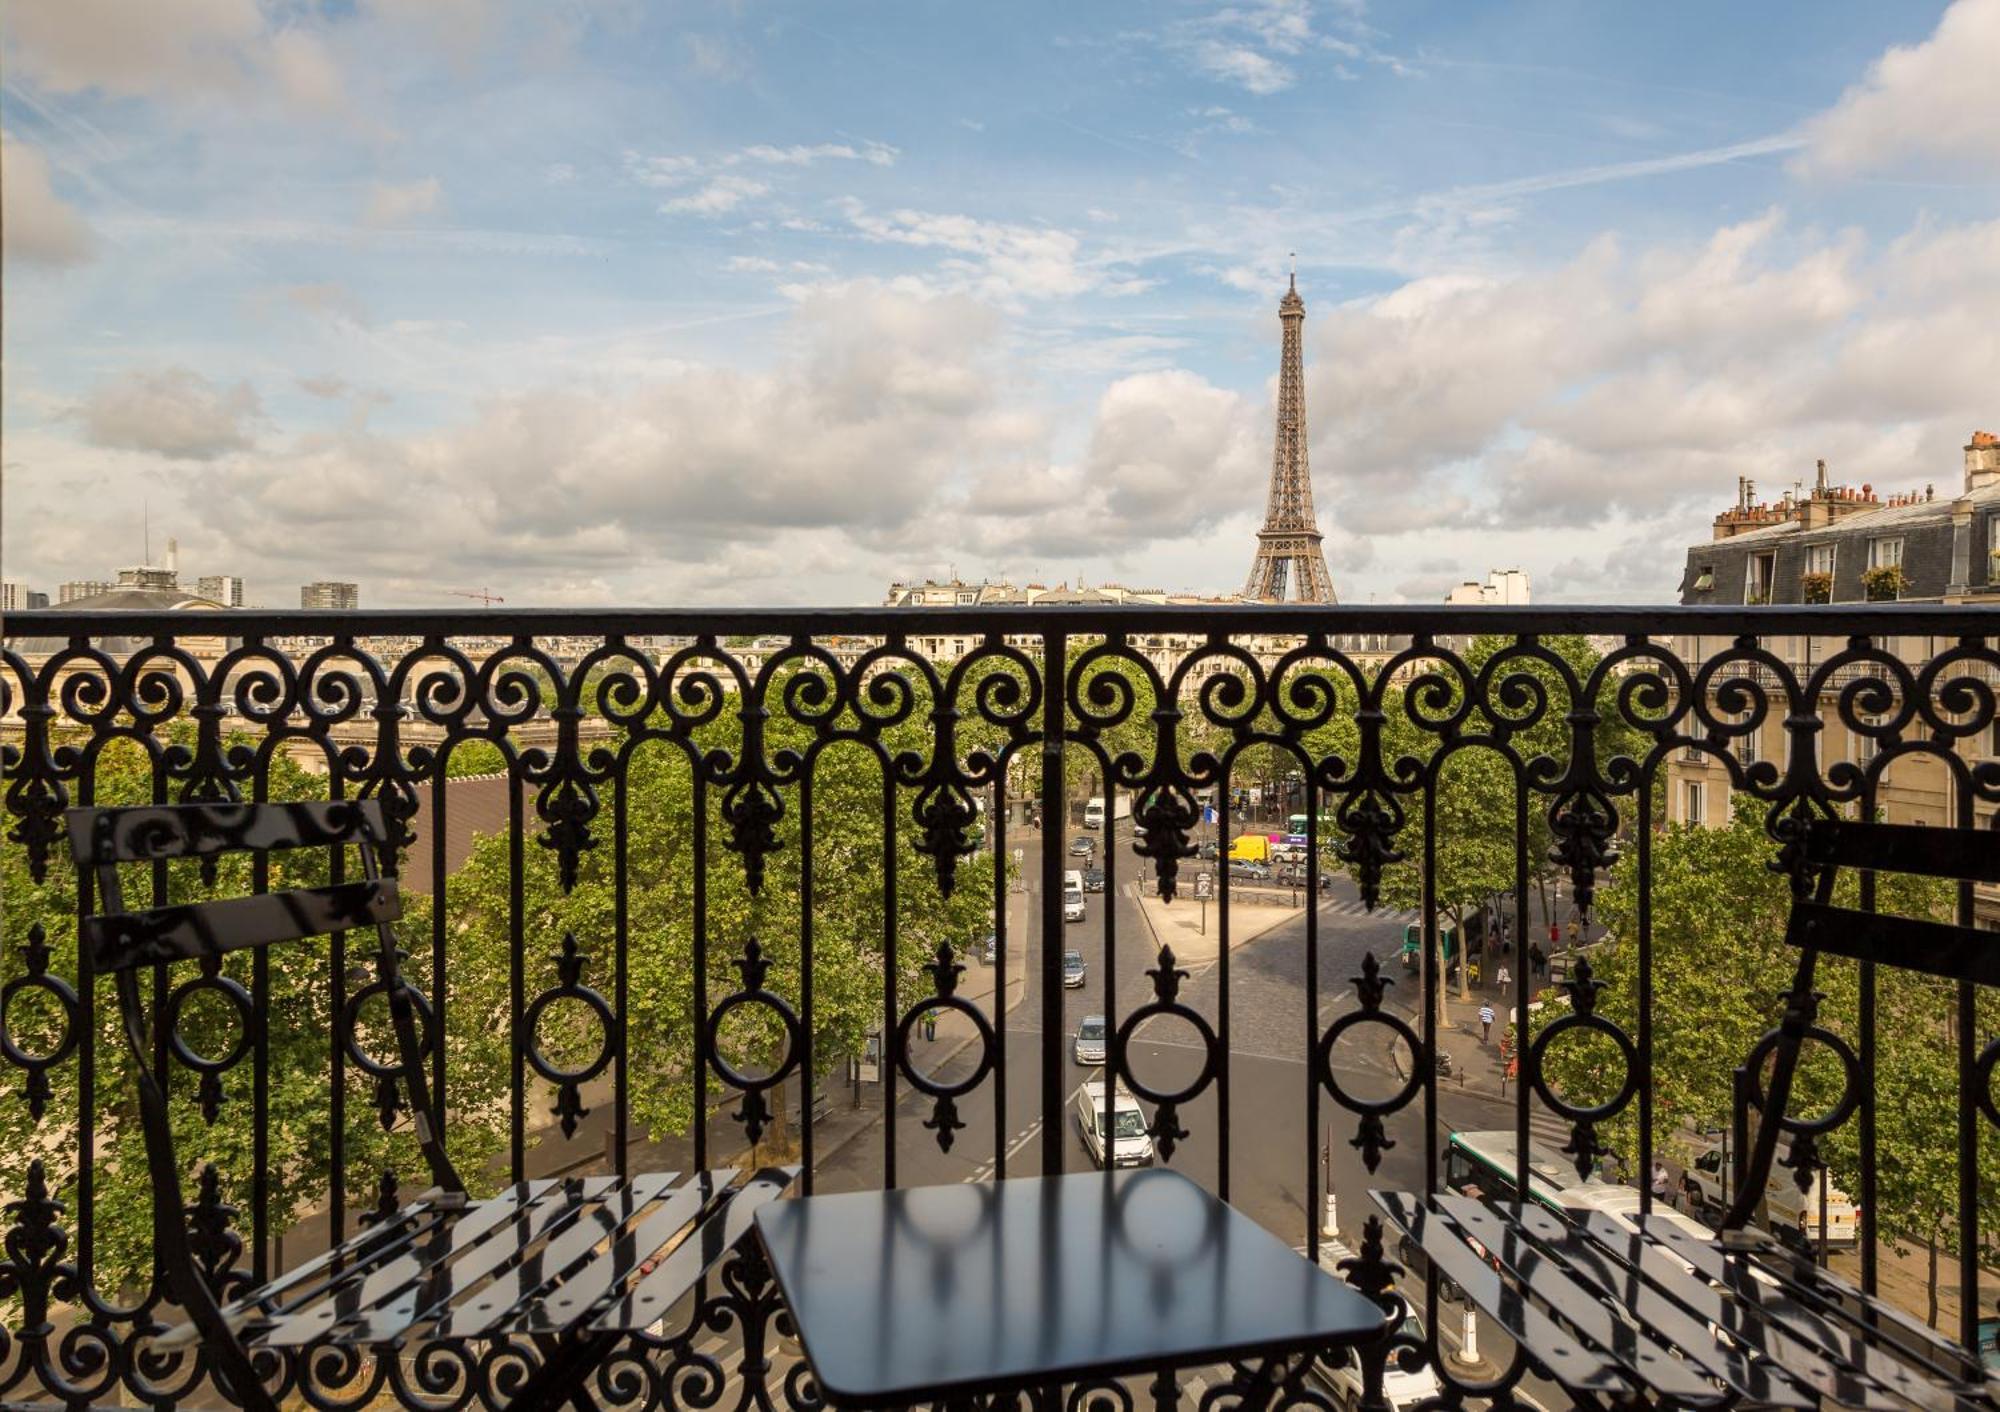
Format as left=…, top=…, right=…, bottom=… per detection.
left=1495, top=962, right=1511, bottom=992
left=1568, top=916, right=1581, bottom=946
left=1681, top=1169, right=1702, bottom=1213
left=1478, top=1002, right=1495, bottom=1043
left=1548, top=919, right=1560, bottom=950
left=1529, top=942, right=1546, bottom=980
left=1650, top=1161, right=1671, bottom=1204
left=922, top=1008, right=938, bottom=1042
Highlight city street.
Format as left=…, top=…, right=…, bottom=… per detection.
left=816, top=815, right=1575, bottom=1242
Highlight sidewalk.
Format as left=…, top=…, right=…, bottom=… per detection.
left=1133, top=885, right=1302, bottom=969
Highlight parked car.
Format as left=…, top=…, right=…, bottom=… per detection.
left=1227, top=859, right=1271, bottom=882
left=1197, top=840, right=1219, bottom=860
left=1081, top=866, right=1106, bottom=893
left=1062, top=949, right=1087, bottom=987
left=1073, top=1013, right=1107, bottom=1065
left=1068, top=834, right=1096, bottom=857
left=1073, top=1081, right=1152, bottom=1167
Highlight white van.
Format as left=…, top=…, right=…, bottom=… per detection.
left=1683, top=1135, right=1858, bottom=1248
left=1082, top=798, right=1105, bottom=829
left=1074, top=1081, right=1152, bottom=1167
left=1062, top=869, right=1086, bottom=923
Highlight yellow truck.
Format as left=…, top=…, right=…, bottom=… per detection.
left=1227, top=833, right=1270, bottom=862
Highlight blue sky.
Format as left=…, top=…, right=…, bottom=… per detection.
left=4, top=0, right=1998, bottom=605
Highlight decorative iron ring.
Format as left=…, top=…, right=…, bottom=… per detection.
left=163, top=972, right=255, bottom=1076
left=1113, top=1002, right=1219, bottom=1108
left=893, top=996, right=994, bottom=1099
left=703, top=990, right=802, bottom=1095
left=1741, top=1024, right=1862, bottom=1135
left=338, top=977, right=435, bottom=1079
left=1527, top=1010, right=1639, bottom=1125
left=1975, top=1036, right=2000, bottom=1131
left=1315, top=1009, right=1422, bottom=1118
left=520, top=983, right=618, bottom=1089
left=0, top=968, right=80, bottom=1073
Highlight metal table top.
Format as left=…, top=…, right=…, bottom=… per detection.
left=754, top=1168, right=1388, bottom=1407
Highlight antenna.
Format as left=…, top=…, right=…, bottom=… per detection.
left=1288, top=250, right=1296, bottom=291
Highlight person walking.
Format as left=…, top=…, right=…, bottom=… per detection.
left=1548, top=919, right=1561, bottom=951
left=1567, top=916, right=1582, bottom=947
left=1495, top=962, right=1511, bottom=992
left=922, top=1008, right=939, bottom=1042
left=1478, top=1002, right=1495, bottom=1043
left=1650, top=1161, right=1672, bottom=1205
left=1529, top=941, right=1546, bottom=980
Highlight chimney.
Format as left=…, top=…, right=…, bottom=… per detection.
left=1967, top=430, right=2000, bottom=493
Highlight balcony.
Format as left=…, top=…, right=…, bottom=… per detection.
left=2, top=602, right=1997, bottom=1410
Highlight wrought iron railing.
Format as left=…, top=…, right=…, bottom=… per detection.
left=1, top=603, right=1996, bottom=1409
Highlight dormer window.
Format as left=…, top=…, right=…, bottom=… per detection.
left=1692, top=566, right=1715, bottom=592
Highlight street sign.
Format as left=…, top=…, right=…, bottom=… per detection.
left=1196, top=871, right=1213, bottom=900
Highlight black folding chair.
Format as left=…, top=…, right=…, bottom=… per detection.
left=1375, top=817, right=2000, bottom=1409
left=69, top=799, right=796, bottom=1412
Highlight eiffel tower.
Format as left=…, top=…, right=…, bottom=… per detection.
left=1242, top=270, right=1336, bottom=603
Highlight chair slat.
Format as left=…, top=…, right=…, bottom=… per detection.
left=1442, top=1198, right=1828, bottom=1410
left=1803, top=819, right=2000, bottom=885
left=263, top=1178, right=601, bottom=1349
left=1787, top=902, right=2000, bottom=989
left=1372, top=1192, right=1635, bottom=1398
left=420, top=1173, right=685, bottom=1341
left=592, top=1166, right=796, bottom=1333
left=83, top=880, right=400, bottom=970
left=66, top=799, right=391, bottom=865
left=1423, top=1197, right=1722, bottom=1404
left=1636, top=1216, right=1991, bottom=1409
left=502, top=1168, right=739, bottom=1334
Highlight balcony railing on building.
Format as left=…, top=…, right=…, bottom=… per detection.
left=1, top=603, right=1996, bottom=1410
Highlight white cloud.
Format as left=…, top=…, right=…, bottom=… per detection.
left=1300, top=211, right=2000, bottom=558
left=660, top=175, right=769, bottom=217
left=79, top=367, right=263, bottom=460
left=842, top=203, right=1102, bottom=301
left=623, top=152, right=700, bottom=187
left=364, top=177, right=442, bottom=226
left=734, top=141, right=899, bottom=168
left=1796, top=0, right=2000, bottom=177
left=1, top=133, right=94, bottom=266
left=2, top=0, right=265, bottom=100
left=1192, top=43, right=1294, bottom=94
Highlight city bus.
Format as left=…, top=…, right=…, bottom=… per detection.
left=1444, top=1129, right=1713, bottom=1246
left=1286, top=812, right=1337, bottom=836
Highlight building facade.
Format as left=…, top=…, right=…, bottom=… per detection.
left=197, top=574, right=246, bottom=607
left=58, top=580, right=113, bottom=604
left=1668, top=433, right=2000, bottom=924
left=301, top=580, right=360, bottom=610
left=1443, top=569, right=1531, bottom=605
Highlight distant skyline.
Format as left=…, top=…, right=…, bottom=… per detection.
left=4, top=0, right=1998, bottom=606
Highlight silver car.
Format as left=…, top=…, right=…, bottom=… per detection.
left=1073, top=1013, right=1107, bottom=1065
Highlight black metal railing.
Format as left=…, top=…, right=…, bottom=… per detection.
left=1, top=603, right=1996, bottom=1410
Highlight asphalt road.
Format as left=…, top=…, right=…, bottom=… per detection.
left=818, top=821, right=1572, bottom=1241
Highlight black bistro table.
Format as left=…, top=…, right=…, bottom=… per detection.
left=754, top=1168, right=1389, bottom=1409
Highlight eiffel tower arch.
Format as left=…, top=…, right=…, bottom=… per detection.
left=1243, top=273, right=1337, bottom=604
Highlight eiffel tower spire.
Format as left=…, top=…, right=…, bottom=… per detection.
left=1242, top=267, right=1336, bottom=603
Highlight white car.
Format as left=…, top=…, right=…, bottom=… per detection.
left=1307, top=1302, right=1438, bottom=1410
left=1073, top=1081, right=1152, bottom=1168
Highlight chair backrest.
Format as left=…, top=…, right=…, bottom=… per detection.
left=1728, top=816, right=2000, bottom=1235
left=66, top=800, right=401, bottom=972
left=1783, top=818, right=2000, bottom=983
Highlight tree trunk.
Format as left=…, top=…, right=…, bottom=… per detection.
left=1453, top=908, right=1472, bottom=1002
left=1927, top=1235, right=1939, bottom=1330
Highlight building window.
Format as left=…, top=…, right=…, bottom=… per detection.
left=1692, top=565, right=1715, bottom=592
left=1868, top=537, right=1904, bottom=570
left=1736, top=727, right=1759, bottom=766
left=1806, top=543, right=1836, bottom=575
left=1684, top=781, right=1705, bottom=825
left=1746, top=553, right=1775, bottom=603
left=1852, top=716, right=1881, bottom=766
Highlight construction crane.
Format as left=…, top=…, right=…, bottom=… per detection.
left=446, top=588, right=505, bottom=606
